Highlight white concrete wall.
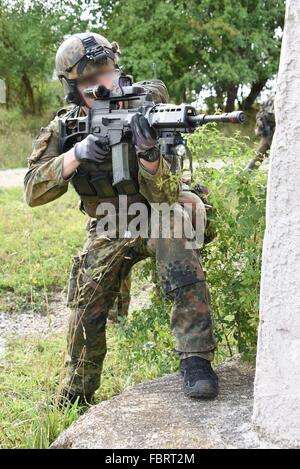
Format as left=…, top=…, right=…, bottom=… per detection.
left=252, top=0, right=300, bottom=447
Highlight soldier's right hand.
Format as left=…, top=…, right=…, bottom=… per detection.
left=74, top=134, right=110, bottom=164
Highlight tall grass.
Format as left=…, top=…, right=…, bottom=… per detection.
left=0, top=188, right=84, bottom=311
left=0, top=108, right=57, bottom=170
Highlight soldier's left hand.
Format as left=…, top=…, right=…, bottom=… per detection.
left=130, top=112, right=158, bottom=154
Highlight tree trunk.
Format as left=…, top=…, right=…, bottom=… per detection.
left=215, top=85, right=225, bottom=111
left=241, top=79, right=268, bottom=110
left=22, top=72, right=35, bottom=113
left=252, top=0, right=300, bottom=447
left=225, top=85, right=238, bottom=112
left=5, top=82, right=10, bottom=110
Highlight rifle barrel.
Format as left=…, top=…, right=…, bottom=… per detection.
left=189, top=111, right=246, bottom=125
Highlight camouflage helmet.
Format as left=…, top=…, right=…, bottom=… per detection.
left=260, top=97, right=275, bottom=114
left=133, top=79, right=169, bottom=104
left=255, top=96, right=275, bottom=137
left=55, top=32, right=121, bottom=104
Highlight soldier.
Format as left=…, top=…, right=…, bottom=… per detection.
left=247, top=97, right=275, bottom=170
left=24, top=32, right=218, bottom=405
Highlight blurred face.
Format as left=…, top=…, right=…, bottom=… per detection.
left=77, top=64, right=119, bottom=108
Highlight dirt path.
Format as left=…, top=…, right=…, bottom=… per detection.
left=0, top=168, right=27, bottom=189
left=0, top=161, right=227, bottom=191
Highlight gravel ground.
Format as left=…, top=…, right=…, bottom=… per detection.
left=0, top=292, right=69, bottom=358
left=0, top=284, right=153, bottom=359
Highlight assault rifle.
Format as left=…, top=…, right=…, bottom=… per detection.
left=59, top=76, right=246, bottom=192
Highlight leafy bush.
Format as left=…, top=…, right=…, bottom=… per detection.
left=188, top=124, right=267, bottom=360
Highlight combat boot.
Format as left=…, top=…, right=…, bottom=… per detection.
left=180, top=356, right=219, bottom=399
left=55, top=388, right=95, bottom=409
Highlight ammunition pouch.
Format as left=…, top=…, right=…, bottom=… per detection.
left=71, top=168, right=139, bottom=199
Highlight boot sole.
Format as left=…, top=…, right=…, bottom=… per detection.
left=184, top=389, right=218, bottom=399
left=183, top=382, right=219, bottom=400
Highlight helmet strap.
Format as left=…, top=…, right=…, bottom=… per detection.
left=63, top=78, right=86, bottom=106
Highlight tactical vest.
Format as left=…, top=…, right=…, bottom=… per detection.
left=58, top=105, right=146, bottom=218
left=71, top=145, right=145, bottom=217
left=71, top=142, right=139, bottom=196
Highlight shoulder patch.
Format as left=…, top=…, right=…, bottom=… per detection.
left=28, top=127, right=53, bottom=165
left=56, top=104, right=77, bottom=118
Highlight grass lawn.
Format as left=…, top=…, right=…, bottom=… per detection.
left=0, top=298, right=179, bottom=449
left=0, top=187, right=84, bottom=311
left=0, top=108, right=58, bottom=170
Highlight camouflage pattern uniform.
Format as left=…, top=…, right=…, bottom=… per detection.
left=24, top=110, right=216, bottom=400
left=85, top=216, right=132, bottom=323
left=248, top=98, right=275, bottom=170
left=108, top=186, right=209, bottom=323
left=107, top=258, right=132, bottom=322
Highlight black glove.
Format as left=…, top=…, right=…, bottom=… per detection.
left=130, top=112, right=159, bottom=160
left=74, top=134, right=110, bottom=164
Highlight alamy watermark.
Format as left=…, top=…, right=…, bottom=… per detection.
left=95, top=195, right=206, bottom=249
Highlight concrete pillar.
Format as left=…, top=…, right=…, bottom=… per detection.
left=252, top=0, right=300, bottom=447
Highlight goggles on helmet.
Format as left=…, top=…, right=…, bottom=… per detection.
left=65, top=35, right=117, bottom=76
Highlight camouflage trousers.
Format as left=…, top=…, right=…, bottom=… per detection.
left=108, top=270, right=131, bottom=322
left=108, top=188, right=209, bottom=322
left=63, top=202, right=216, bottom=399
left=247, top=135, right=272, bottom=170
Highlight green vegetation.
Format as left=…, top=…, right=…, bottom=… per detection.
left=0, top=298, right=179, bottom=449
left=0, top=1, right=283, bottom=112
left=0, top=79, right=63, bottom=169
left=0, top=108, right=53, bottom=169
left=0, top=188, right=84, bottom=310
left=189, top=124, right=267, bottom=359
left=105, top=0, right=284, bottom=108
left=0, top=1, right=66, bottom=113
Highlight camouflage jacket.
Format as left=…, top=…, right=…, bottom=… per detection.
left=255, top=98, right=276, bottom=139
left=24, top=106, right=180, bottom=218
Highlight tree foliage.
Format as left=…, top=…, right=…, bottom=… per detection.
left=103, top=0, right=284, bottom=109
left=188, top=124, right=267, bottom=358
left=0, top=1, right=63, bottom=112
left=0, top=0, right=285, bottom=112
